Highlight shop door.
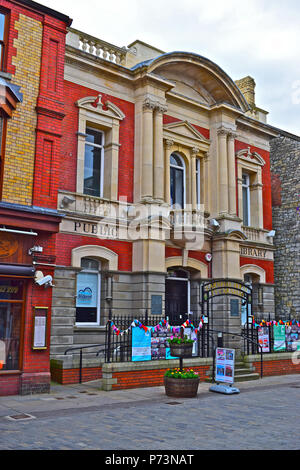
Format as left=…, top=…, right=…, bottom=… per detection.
left=165, top=279, right=188, bottom=326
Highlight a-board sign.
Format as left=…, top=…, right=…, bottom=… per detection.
left=215, top=348, right=235, bottom=385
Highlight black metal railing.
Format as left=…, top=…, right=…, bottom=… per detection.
left=64, top=344, right=105, bottom=383
left=105, top=312, right=213, bottom=363
left=105, top=311, right=164, bottom=363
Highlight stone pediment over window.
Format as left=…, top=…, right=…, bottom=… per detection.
left=163, top=120, right=210, bottom=151
left=76, top=94, right=125, bottom=122
left=236, top=147, right=265, bottom=167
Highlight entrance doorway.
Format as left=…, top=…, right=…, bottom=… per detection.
left=165, top=270, right=189, bottom=325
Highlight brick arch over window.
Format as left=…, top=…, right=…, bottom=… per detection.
left=71, top=245, right=118, bottom=271
left=240, top=264, right=266, bottom=283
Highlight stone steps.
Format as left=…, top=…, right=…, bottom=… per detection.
left=205, top=361, right=260, bottom=383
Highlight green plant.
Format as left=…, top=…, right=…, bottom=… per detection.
left=164, top=368, right=199, bottom=379
left=167, top=335, right=194, bottom=345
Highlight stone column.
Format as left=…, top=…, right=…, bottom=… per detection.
left=191, top=147, right=199, bottom=210
left=153, top=104, right=167, bottom=201
left=218, top=127, right=229, bottom=215
left=142, top=98, right=155, bottom=199
left=203, top=151, right=210, bottom=214
left=164, top=139, right=173, bottom=204
left=227, top=131, right=237, bottom=216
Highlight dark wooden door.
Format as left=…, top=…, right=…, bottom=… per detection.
left=165, top=279, right=188, bottom=326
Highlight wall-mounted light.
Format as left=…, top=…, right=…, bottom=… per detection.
left=258, top=285, right=263, bottom=306
left=106, top=275, right=113, bottom=302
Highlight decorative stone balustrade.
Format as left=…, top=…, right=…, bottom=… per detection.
left=66, top=28, right=127, bottom=65
left=242, top=226, right=272, bottom=245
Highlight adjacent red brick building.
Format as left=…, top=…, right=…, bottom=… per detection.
left=0, top=0, right=71, bottom=395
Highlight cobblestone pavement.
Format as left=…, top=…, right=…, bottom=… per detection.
left=0, top=375, right=300, bottom=451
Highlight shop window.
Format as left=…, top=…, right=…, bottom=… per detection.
left=0, top=278, right=24, bottom=371
left=170, top=153, right=185, bottom=208
left=83, top=126, right=104, bottom=197
left=75, top=258, right=101, bottom=325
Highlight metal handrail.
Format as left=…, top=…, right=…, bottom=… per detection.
left=64, top=344, right=105, bottom=384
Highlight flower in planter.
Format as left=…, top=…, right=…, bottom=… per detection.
left=167, top=335, right=194, bottom=345
left=164, top=368, right=199, bottom=379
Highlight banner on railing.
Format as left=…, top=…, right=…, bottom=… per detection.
left=258, top=327, right=270, bottom=353
left=130, top=320, right=201, bottom=362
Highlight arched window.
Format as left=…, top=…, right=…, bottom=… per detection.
left=76, top=258, right=101, bottom=325
left=170, top=153, right=185, bottom=208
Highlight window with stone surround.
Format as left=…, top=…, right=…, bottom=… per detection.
left=76, top=95, right=125, bottom=201
left=75, top=258, right=101, bottom=325
left=236, top=148, right=265, bottom=229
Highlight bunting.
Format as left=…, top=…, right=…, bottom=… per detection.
left=252, top=318, right=300, bottom=328
left=109, top=317, right=205, bottom=337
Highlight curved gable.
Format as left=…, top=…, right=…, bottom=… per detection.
left=133, top=52, right=250, bottom=112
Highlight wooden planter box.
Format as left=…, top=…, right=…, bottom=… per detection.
left=164, top=376, right=200, bottom=398
left=169, top=343, right=193, bottom=358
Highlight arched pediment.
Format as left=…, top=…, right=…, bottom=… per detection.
left=132, top=52, right=250, bottom=113
left=236, top=147, right=266, bottom=166
left=76, top=94, right=125, bottom=121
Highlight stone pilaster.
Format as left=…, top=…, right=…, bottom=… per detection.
left=153, top=104, right=167, bottom=201
left=217, top=127, right=229, bottom=215
left=227, top=131, right=237, bottom=216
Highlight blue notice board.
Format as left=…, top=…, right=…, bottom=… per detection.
left=132, top=327, right=151, bottom=362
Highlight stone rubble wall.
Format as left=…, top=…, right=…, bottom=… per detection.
left=270, top=136, right=300, bottom=319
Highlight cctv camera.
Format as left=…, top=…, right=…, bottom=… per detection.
left=35, top=275, right=53, bottom=287
left=267, top=230, right=276, bottom=238
left=209, top=219, right=220, bottom=228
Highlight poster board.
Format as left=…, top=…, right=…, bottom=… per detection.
left=273, top=324, right=286, bottom=352
left=132, top=327, right=151, bottom=362
left=215, top=348, right=235, bottom=385
left=258, top=327, right=270, bottom=353
left=32, top=307, right=48, bottom=350
left=286, top=324, right=300, bottom=352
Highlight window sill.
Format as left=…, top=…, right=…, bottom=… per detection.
left=74, top=325, right=106, bottom=331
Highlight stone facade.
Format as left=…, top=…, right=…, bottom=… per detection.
left=270, top=135, right=300, bottom=320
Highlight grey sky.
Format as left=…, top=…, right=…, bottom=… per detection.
left=40, top=0, right=300, bottom=136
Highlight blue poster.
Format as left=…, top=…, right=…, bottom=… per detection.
left=76, top=273, right=98, bottom=308
left=132, top=327, right=151, bottom=362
